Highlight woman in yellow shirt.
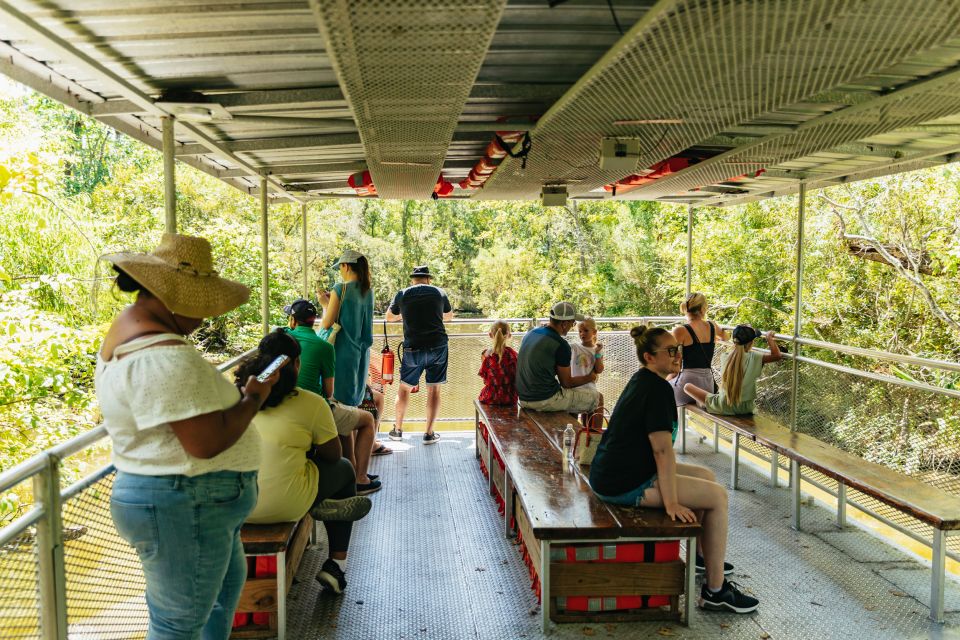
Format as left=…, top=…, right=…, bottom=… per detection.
left=238, top=330, right=371, bottom=594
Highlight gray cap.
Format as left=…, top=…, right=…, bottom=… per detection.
left=333, top=249, right=363, bottom=267
left=549, top=301, right=584, bottom=322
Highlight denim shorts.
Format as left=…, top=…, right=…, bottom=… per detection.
left=594, top=475, right=658, bottom=507
left=400, top=344, right=448, bottom=386
left=111, top=469, right=257, bottom=639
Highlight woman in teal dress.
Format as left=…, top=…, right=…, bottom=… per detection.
left=319, top=249, right=374, bottom=406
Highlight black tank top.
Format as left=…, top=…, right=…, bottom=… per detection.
left=681, top=323, right=715, bottom=369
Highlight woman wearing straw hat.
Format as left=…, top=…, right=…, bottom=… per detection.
left=96, top=233, right=279, bottom=639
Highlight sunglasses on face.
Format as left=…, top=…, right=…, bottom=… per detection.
left=653, top=345, right=683, bottom=357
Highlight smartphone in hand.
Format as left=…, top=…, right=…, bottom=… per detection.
left=256, top=355, right=289, bottom=382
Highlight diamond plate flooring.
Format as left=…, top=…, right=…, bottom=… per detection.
left=284, top=431, right=960, bottom=640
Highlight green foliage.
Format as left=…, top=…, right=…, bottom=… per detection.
left=2, top=79, right=960, bottom=490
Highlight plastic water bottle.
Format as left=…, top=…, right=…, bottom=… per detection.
left=562, top=423, right=576, bottom=465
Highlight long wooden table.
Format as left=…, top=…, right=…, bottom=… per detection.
left=475, top=401, right=700, bottom=632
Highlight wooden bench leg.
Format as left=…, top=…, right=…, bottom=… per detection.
left=836, top=482, right=847, bottom=529
left=713, top=423, right=719, bottom=453
left=541, top=540, right=551, bottom=634
left=684, top=536, right=697, bottom=625
left=931, top=529, right=946, bottom=623
left=791, top=459, right=802, bottom=531
left=277, top=549, right=287, bottom=640
left=504, top=473, right=514, bottom=538
left=770, top=451, right=779, bottom=488
left=730, top=432, right=740, bottom=490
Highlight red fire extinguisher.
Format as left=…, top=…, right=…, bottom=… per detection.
left=381, top=320, right=395, bottom=384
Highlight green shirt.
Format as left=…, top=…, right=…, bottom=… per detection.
left=286, top=325, right=335, bottom=397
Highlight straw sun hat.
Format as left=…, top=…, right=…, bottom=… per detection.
left=102, top=233, right=250, bottom=318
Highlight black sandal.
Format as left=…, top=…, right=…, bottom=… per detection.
left=371, top=443, right=393, bottom=456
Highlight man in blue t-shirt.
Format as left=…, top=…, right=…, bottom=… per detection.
left=385, top=265, right=453, bottom=444
left=516, top=301, right=600, bottom=413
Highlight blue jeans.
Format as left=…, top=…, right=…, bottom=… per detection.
left=594, top=475, right=658, bottom=506
left=111, top=470, right=258, bottom=640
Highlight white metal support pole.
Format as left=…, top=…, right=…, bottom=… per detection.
left=789, top=182, right=807, bottom=433
left=791, top=459, right=802, bottom=531
left=34, top=454, right=67, bottom=640
left=730, top=432, right=740, bottom=489
left=837, top=482, right=847, bottom=528
left=788, top=182, right=807, bottom=489
left=162, top=116, right=176, bottom=233
left=685, top=205, right=694, bottom=296
left=301, top=203, right=308, bottom=298
left=260, top=177, right=269, bottom=336
left=678, top=405, right=687, bottom=454
left=770, top=451, right=779, bottom=488
left=931, top=529, right=947, bottom=623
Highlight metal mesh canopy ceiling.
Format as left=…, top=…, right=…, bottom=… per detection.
left=3, top=0, right=960, bottom=205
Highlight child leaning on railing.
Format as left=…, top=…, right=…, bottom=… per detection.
left=684, top=324, right=782, bottom=416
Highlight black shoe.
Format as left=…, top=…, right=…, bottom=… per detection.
left=356, top=479, right=382, bottom=495
left=698, top=580, right=759, bottom=614
left=423, top=432, right=440, bottom=445
left=308, top=496, right=371, bottom=522
left=367, top=473, right=379, bottom=481
left=316, top=558, right=346, bottom=594
left=695, top=554, right=734, bottom=575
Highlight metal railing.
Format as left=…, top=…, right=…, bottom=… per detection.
left=0, top=349, right=255, bottom=640
left=2, top=318, right=960, bottom=638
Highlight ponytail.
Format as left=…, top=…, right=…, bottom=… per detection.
left=720, top=345, right=747, bottom=406
left=350, top=256, right=372, bottom=296
left=490, top=320, right=510, bottom=361
left=681, top=292, right=706, bottom=316
left=630, top=324, right=669, bottom=364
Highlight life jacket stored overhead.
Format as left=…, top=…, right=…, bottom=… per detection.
left=348, top=170, right=377, bottom=197
left=603, top=157, right=690, bottom=195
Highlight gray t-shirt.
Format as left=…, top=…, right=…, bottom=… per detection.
left=516, top=326, right=571, bottom=402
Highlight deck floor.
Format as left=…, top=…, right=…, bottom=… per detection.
left=285, top=431, right=960, bottom=640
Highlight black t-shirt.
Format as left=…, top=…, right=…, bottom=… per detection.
left=389, top=284, right=451, bottom=349
left=589, top=367, right=678, bottom=496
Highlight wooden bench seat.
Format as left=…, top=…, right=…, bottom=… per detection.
left=474, top=401, right=700, bottom=631
left=682, top=404, right=960, bottom=622
left=230, top=515, right=312, bottom=640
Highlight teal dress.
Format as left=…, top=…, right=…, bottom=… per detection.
left=332, top=281, right=374, bottom=406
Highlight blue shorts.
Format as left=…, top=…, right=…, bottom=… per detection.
left=400, top=344, right=448, bottom=387
left=594, top=475, right=658, bottom=507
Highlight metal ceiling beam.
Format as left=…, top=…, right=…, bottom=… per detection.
left=89, top=84, right=567, bottom=117
left=632, top=58, right=960, bottom=199
left=0, top=0, right=304, bottom=203
left=176, top=133, right=363, bottom=156
left=702, top=143, right=960, bottom=208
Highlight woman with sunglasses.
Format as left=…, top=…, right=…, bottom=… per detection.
left=589, top=325, right=759, bottom=614
left=671, top=292, right=727, bottom=405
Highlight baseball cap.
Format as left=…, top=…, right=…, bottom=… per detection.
left=333, top=249, right=363, bottom=267
left=283, top=298, right=318, bottom=322
left=549, top=301, right=584, bottom=322
left=732, top=324, right=762, bottom=345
